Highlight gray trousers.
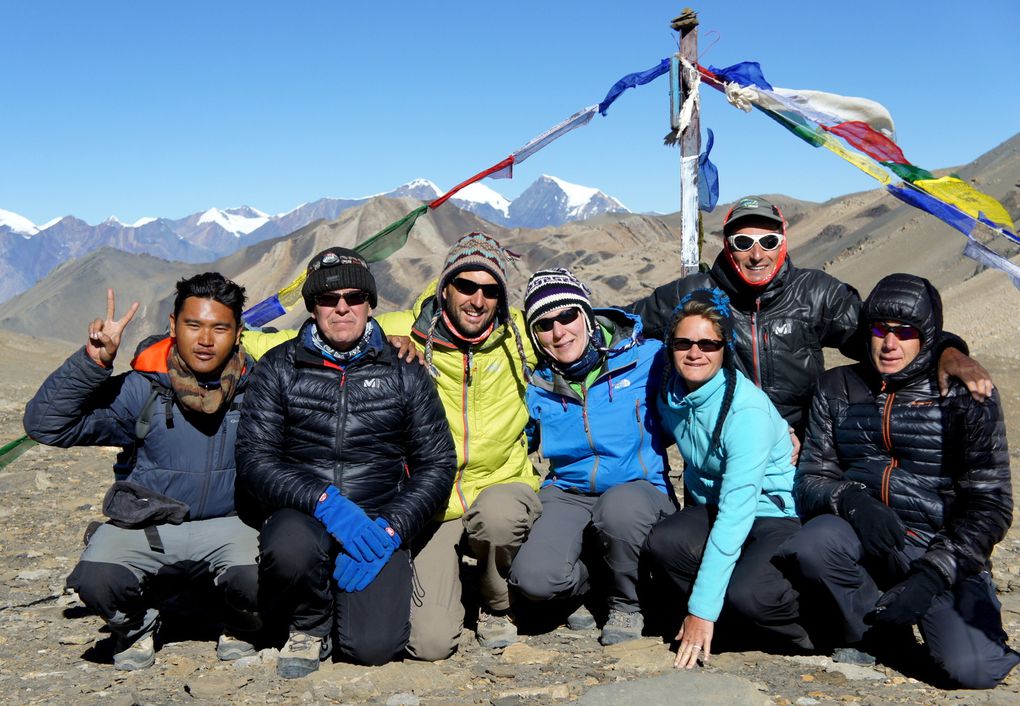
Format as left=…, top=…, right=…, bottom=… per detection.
left=509, top=481, right=675, bottom=614
left=66, top=516, right=259, bottom=641
left=406, top=482, right=541, bottom=662
left=780, top=515, right=1020, bottom=689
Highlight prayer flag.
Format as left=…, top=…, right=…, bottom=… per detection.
left=913, top=176, right=1016, bottom=232
left=599, top=59, right=670, bottom=115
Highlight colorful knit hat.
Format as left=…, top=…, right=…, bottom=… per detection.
left=523, top=268, right=597, bottom=349
left=424, top=232, right=530, bottom=381
left=301, top=247, right=377, bottom=311
left=437, top=232, right=515, bottom=322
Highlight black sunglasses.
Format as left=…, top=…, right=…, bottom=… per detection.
left=670, top=337, right=726, bottom=352
left=726, top=232, right=784, bottom=252
left=870, top=322, right=921, bottom=341
left=533, top=308, right=582, bottom=333
left=314, top=290, right=371, bottom=308
left=450, top=277, right=501, bottom=299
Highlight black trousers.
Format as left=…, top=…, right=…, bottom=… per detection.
left=258, top=508, right=412, bottom=666
left=643, top=504, right=810, bottom=650
left=778, top=514, right=1019, bottom=689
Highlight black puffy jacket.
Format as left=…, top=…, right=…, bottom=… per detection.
left=629, top=255, right=861, bottom=434
left=235, top=320, right=456, bottom=543
left=795, top=273, right=1012, bottom=586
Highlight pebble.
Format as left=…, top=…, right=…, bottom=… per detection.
left=385, top=693, right=421, bottom=706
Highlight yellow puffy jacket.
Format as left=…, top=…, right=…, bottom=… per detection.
left=241, top=283, right=539, bottom=521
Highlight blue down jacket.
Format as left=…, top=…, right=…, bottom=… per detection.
left=23, top=338, right=249, bottom=521
left=526, top=309, right=671, bottom=496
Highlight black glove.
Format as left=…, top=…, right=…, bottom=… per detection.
left=866, top=561, right=947, bottom=625
left=837, top=486, right=906, bottom=558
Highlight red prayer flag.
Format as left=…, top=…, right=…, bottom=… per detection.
left=823, top=121, right=908, bottom=165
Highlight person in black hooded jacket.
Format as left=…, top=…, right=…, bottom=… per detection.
left=236, top=247, right=456, bottom=678
left=778, top=272, right=1018, bottom=689
left=629, top=196, right=992, bottom=438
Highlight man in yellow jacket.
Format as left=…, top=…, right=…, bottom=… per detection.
left=244, top=232, right=541, bottom=659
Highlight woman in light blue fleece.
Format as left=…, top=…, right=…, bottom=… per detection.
left=643, top=287, right=810, bottom=669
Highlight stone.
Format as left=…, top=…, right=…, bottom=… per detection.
left=486, top=665, right=517, bottom=679
left=603, top=638, right=674, bottom=673
left=500, top=642, right=557, bottom=665
left=386, top=693, right=421, bottom=706
left=796, top=699, right=820, bottom=706
left=57, top=634, right=92, bottom=646
left=577, top=671, right=771, bottom=705
left=16, top=569, right=51, bottom=581
left=308, top=674, right=343, bottom=703
left=184, top=673, right=249, bottom=699
left=788, top=656, right=885, bottom=681
left=497, top=684, right=571, bottom=700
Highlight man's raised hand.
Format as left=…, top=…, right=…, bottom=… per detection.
left=85, top=288, right=139, bottom=368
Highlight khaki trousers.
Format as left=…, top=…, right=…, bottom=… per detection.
left=406, top=482, right=541, bottom=661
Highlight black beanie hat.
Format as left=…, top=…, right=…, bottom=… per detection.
left=301, top=247, right=378, bottom=311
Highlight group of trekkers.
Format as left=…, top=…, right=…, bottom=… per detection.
left=23, top=196, right=1018, bottom=688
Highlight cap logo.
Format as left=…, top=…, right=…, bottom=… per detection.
left=737, top=198, right=759, bottom=209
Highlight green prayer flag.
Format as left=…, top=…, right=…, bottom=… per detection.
left=355, top=205, right=429, bottom=263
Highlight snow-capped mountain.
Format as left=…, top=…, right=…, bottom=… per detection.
left=0, top=175, right=629, bottom=302
left=0, top=208, right=39, bottom=236
left=450, top=183, right=512, bottom=226
left=508, top=175, right=628, bottom=229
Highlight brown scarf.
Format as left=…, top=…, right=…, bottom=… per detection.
left=167, top=345, right=246, bottom=415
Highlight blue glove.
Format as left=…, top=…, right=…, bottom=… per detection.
left=313, top=486, right=391, bottom=562
left=333, top=518, right=402, bottom=592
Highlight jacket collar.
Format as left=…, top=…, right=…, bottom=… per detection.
left=294, top=318, right=389, bottom=368
left=130, top=335, right=252, bottom=388
left=663, top=367, right=726, bottom=411
left=709, top=252, right=792, bottom=309
left=411, top=293, right=511, bottom=353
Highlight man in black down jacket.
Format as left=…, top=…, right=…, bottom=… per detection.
left=236, top=247, right=456, bottom=678
left=779, top=273, right=1018, bottom=688
left=629, top=196, right=990, bottom=438
left=24, top=273, right=260, bottom=671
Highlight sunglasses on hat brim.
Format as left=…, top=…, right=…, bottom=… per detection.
left=450, top=277, right=501, bottom=299
left=532, top=308, right=582, bottom=333
left=726, top=232, right=785, bottom=252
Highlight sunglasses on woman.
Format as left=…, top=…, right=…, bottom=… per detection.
left=726, top=232, right=784, bottom=252
left=870, top=322, right=921, bottom=340
left=314, top=290, right=371, bottom=308
left=533, top=308, right=581, bottom=332
left=670, top=337, right=726, bottom=352
left=450, top=277, right=501, bottom=299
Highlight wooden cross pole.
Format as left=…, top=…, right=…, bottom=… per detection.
left=671, top=8, right=701, bottom=277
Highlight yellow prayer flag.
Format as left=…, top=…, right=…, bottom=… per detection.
left=278, top=271, right=308, bottom=308
left=819, top=132, right=890, bottom=184
left=914, top=176, right=1015, bottom=232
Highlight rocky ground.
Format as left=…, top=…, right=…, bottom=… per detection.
left=1, top=331, right=1019, bottom=705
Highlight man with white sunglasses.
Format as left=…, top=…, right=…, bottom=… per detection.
left=630, top=196, right=990, bottom=440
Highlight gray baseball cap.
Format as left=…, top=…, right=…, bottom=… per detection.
left=723, top=196, right=785, bottom=235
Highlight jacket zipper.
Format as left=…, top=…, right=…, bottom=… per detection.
left=455, top=351, right=471, bottom=512
left=634, top=399, right=649, bottom=478
left=195, top=409, right=215, bottom=518
left=751, top=297, right=762, bottom=386
left=581, top=383, right=601, bottom=492
left=879, top=387, right=896, bottom=505
left=335, top=370, right=348, bottom=486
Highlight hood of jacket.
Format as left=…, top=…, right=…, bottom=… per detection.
left=860, top=273, right=941, bottom=389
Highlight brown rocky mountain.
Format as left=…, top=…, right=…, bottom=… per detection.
left=2, top=135, right=1018, bottom=361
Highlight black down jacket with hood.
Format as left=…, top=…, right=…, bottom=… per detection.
left=795, top=273, right=1013, bottom=586
left=629, top=255, right=862, bottom=435
left=235, top=320, right=456, bottom=543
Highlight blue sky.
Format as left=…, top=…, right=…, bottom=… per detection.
left=3, top=0, right=1018, bottom=225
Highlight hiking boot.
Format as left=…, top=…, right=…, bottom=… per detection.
left=599, top=610, right=644, bottom=646
left=113, top=632, right=155, bottom=671
left=476, top=609, right=518, bottom=649
left=277, top=631, right=331, bottom=679
left=832, top=645, right=876, bottom=665
left=217, top=632, right=257, bottom=661
left=566, top=604, right=597, bottom=631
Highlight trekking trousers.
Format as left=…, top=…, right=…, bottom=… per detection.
left=66, top=515, right=259, bottom=641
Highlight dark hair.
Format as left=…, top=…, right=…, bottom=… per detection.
left=173, top=272, right=247, bottom=325
left=669, top=300, right=736, bottom=451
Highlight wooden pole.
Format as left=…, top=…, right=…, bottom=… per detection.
left=672, top=8, right=701, bottom=277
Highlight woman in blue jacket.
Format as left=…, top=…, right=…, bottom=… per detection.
left=644, top=287, right=810, bottom=669
left=508, top=269, right=676, bottom=646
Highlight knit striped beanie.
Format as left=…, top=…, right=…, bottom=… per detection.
left=524, top=268, right=597, bottom=347
left=437, top=232, right=513, bottom=322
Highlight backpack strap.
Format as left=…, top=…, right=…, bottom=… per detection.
left=135, top=380, right=173, bottom=442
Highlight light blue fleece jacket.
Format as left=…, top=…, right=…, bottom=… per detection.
left=658, top=367, right=797, bottom=622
